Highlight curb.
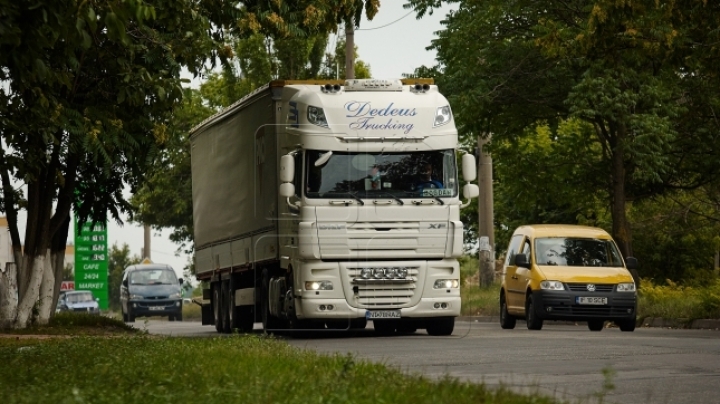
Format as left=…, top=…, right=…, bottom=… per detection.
left=457, top=316, right=720, bottom=330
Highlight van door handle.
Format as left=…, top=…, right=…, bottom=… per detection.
left=511, top=275, right=518, bottom=280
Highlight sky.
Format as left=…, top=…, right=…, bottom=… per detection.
left=24, top=2, right=455, bottom=280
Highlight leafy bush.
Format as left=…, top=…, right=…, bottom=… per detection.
left=638, top=279, right=720, bottom=320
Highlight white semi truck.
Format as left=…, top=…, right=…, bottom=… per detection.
left=190, top=79, right=478, bottom=335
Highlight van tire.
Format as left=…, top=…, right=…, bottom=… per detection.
left=617, top=319, right=636, bottom=332
left=525, top=295, right=543, bottom=330
left=127, top=308, right=135, bottom=323
left=588, top=320, right=605, bottom=331
left=500, top=292, right=516, bottom=329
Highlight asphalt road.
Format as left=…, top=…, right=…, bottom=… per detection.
left=139, top=319, right=720, bottom=404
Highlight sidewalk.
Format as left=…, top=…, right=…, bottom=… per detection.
left=457, top=316, right=720, bottom=330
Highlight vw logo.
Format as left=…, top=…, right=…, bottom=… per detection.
left=586, top=284, right=596, bottom=292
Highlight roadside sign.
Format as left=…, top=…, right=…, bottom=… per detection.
left=60, top=281, right=75, bottom=291
left=74, top=219, right=108, bottom=310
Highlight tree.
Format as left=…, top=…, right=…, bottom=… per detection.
left=107, top=243, right=141, bottom=311
left=408, top=0, right=720, bottom=283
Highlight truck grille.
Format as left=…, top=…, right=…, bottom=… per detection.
left=347, top=266, right=419, bottom=308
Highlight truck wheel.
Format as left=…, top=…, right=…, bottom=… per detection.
left=350, top=318, right=367, bottom=330
left=235, top=306, right=254, bottom=333
left=588, top=320, right=605, bottom=331
left=426, top=317, right=454, bottom=336
left=617, top=319, right=636, bottom=332
left=525, top=295, right=543, bottom=330
left=500, top=292, right=516, bottom=329
left=213, top=283, right=223, bottom=333
left=373, top=320, right=397, bottom=336
left=261, top=269, right=284, bottom=333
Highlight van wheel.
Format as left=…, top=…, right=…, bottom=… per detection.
left=122, top=310, right=128, bottom=322
left=588, top=320, right=605, bottom=331
left=175, top=312, right=183, bottom=322
left=525, top=295, right=543, bottom=330
left=500, top=293, right=516, bottom=329
left=617, top=319, right=636, bottom=332
left=127, top=308, right=135, bottom=323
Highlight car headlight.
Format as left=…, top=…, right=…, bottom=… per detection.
left=617, top=282, right=636, bottom=292
left=433, top=279, right=459, bottom=289
left=170, top=292, right=181, bottom=299
left=433, top=105, right=452, bottom=127
left=305, top=281, right=333, bottom=290
left=540, top=280, right=565, bottom=290
left=129, top=294, right=143, bottom=300
left=307, top=106, right=328, bottom=127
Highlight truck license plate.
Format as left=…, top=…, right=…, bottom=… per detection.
left=576, top=297, right=607, bottom=305
left=366, top=310, right=401, bottom=319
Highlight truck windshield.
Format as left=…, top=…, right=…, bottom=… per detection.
left=534, top=238, right=624, bottom=267
left=305, top=150, right=457, bottom=199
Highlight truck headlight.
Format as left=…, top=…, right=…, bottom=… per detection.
left=540, top=280, right=564, bottom=290
left=617, top=283, right=636, bottom=292
left=305, top=281, right=333, bottom=290
left=433, top=279, right=459, bottom=289
left=433, top=106, right=452, bottom=127
left=307, top=106, right=328, bottom=127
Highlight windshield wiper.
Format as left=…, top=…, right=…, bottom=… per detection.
left=331, top=192, right=364, bottom=205
left=375, top=192, right=404, bottom=205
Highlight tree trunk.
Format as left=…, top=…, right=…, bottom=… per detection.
left=14, top=252, right=47, bottom=328
left=345, top=18, right=355, bottom=80
left=50, top=215, right=71, bottom=319
left=610, top=133, right=640, bottom=287
left=37, top=253, right=55, bottom=324
left=0, top=262, right=18, bottom=329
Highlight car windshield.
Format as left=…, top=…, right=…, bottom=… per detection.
left=129, top=269, right=177, bottom=285
left=305, top=150, right=457, bottom=199
left=534, top=238, right=624, bottom=267
left=66, top=292, right=94, bottom=303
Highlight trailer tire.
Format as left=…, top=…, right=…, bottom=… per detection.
left=220, top=280, right=231, bottom=333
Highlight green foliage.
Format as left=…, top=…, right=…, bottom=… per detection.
left=0, top=335, right=560, bottom=404
left=2, top=312, right=137, bottom=335
left=638, top=279, right=720, bottom=320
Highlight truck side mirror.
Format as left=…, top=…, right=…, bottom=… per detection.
left=462, top=154, right=477, bottom=182
left=463, top=184, right=479, bottom=199
left=279, top=183, right=296, bottom=198
left=280, top=154, right=295, bottom=183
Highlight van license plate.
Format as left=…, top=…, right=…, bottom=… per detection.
left=148, top=306, right=164, bottom=311
left=366, top=310, right=401, bottom=319
left=576, top=297, right=607, bottom=305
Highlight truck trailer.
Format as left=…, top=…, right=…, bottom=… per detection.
left=190, top=78, right=479, bottom=335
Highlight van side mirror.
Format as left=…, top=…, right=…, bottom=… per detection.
left=625, top=257, right=638, bottom=270
left=122, top=279, right=128, bottom=287
left=179, top=278, right=184, bottom=285
left=514, top=253, right=530, bottom=268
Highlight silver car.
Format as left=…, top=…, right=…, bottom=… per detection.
left=57, top=290, right=100, bottom=315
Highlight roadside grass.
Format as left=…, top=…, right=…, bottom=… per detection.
left=1, top=312, right=139, bottom=336
left=637, top=278, right=720, bottom=320
left=0, top=335, right=566, bottom=404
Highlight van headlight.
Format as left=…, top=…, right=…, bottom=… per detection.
left=129, top=294, right=143, bottom=300
left=433, top=279, right=459, bottom=289
left=540, top=280, right=564, bottom=290
left=170, top=292, right=181, bottom=299
left=305, top=281, right=333, bottom=290
left=617, top=283, right=636, bottom=292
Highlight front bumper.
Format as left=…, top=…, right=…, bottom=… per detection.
left=295, top=296, right=461, bottom=320
left=128, top=299, right=182, bottom=316
left=531, top=289, right=636, bottom=321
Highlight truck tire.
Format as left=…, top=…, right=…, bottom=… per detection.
left=261, top=268, right=284, bottom=332
left=228, top=276, right=254, bottom=333
left=373, top=320, right=397, bottom=336
left=525, top=295, right=543, bottom=330
left=426, top=317, right=454, bottom=336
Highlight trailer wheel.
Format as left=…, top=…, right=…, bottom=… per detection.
left=213, top=282, right=222, bottom=333
left=220, top=280, right=231, bottom=333
left=229, top=277, right=254, bottom=333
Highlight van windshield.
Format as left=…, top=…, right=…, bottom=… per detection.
left=66, top=292, right=94, bottom=303
left=129, top=269, right=177, bottom=285
left=534, top=238, right=624, bottom=267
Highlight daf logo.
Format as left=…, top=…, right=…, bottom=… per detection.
left=586, top=284, right=596, bottom=292
left=318, top=224, right=346, bottom=230
left=428, top=223, right=447, bottom=229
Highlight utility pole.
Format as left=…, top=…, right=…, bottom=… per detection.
left=345, top=18, right=355, bottom=79
left=478, top=134, right=495, bottom=287
left=143, top=224, right=151, bottom=261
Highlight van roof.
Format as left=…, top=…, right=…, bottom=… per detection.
left=123, top=263, right=174, bottom=273
left=514, top=224, right=613, bottom=239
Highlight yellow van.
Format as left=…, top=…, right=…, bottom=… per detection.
left=499, top=224, right=638, bottom=332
